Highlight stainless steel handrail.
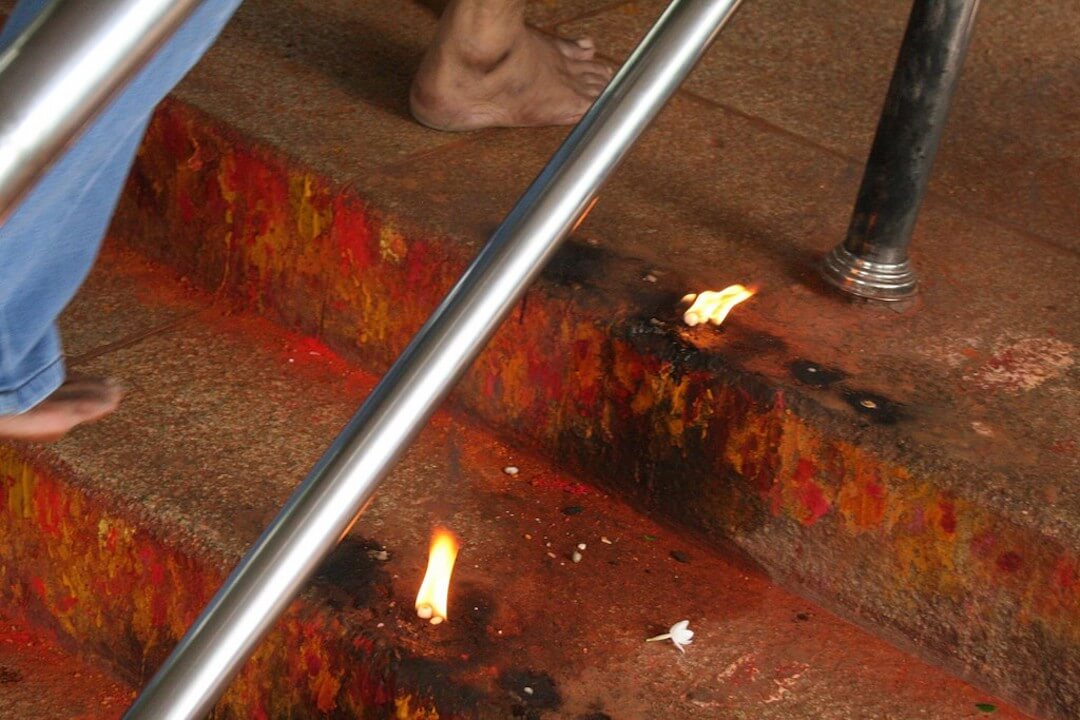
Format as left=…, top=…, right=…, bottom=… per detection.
left=124, top=0, right=745, bottom=716
left=0, top=0, right=209, bottom=223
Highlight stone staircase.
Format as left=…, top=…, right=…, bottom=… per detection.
left=1, top=0, right=1076, bottom=717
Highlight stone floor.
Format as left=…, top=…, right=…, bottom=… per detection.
left=0, top=610, right=132, bottom=719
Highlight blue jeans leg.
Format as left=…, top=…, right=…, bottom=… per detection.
left=0, top=0, right=243, bottom=414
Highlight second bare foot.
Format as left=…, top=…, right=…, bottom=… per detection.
left=411, top=10, right=613, bottom=131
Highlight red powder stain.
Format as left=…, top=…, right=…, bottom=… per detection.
left=527, top=351, right=564, bottom=403
left=404, top=238, right=440, bottom=288
left=56, top=595, right=79, bottom=613
left=34, top=482, right=65, bottom=538
left=305, top=650, right=323, bottom=677
left=29, top=577, right=47, bottom=601
left=331, top=196, right=373, bottom=272
left=529, top=471, right=590, bottom=496
left=1053, top=557, right=1076, bottom=593
left=104, top=526, right=118, bottom=552
left=177, top=189, right=197, bottom=223
left=996, top=552, right=1023, bottom=573
left=158, top=111, right=193, bottom=160
left=150, top=591, right=169, bottom=629
left=1049, top=439, right=1077, bottom=456
left=793, top=458, right=830, bottom=525
left=0, top=629, right=33, bottom=645
left=226, top=153, right=288, bottom=241
left=483, top=370, right=500, bottom=400
left=284, top=336, right=351, bottom=375
left=138, top=547, right=167, bottom=586
left=939, top=501, right=957, bottom=535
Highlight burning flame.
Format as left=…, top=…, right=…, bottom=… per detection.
left=681, top=285, right=754, bottom=327
left=415, top=529, right=459, bottom=625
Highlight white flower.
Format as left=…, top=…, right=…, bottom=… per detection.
left=646, top=620, right=694, bottom=653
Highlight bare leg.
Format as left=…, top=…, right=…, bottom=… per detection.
left=410, top=0, right=613, bottom=130
left=0, top=377, right=122, bottom=443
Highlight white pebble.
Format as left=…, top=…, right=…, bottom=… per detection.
left=546, top=552, right=557, bottom=559
left=572, top=550, right=583, bottom=563
left=601, top=536, right=613, bottom=544
left=503, top=466, right=519, bottom=476
left=429, top=616, right=444, bottom=625
left=416, top=605, right=433, bottom=620
left=577, top=543, right=587, bottom=550
left=524, top=687, right=534, bottom=695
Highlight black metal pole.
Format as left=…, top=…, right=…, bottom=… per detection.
left=822, top=0, right=980, bottom=301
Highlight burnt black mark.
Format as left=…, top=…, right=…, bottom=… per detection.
left=0, top=666, right=23, bottom=683
left=499, top=669, right=562, bottom=710
left=670, top=550, right=690, bottom=563
left=842, top=390, right=903, bottom=425
left=540, top=241, right=609, bottom=289
left=396, top=656, right=487, bottom=714
left=453, top=584, right=497, bottom=647
left=790, top=360, right=847, bottom=388
left=313, top=536, right=391, bottom=609
left=794, top=611, right=812, bottom=622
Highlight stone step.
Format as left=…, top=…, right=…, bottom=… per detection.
left=98, top=0, right=1078, bottom=716
left=0, top=608, right=132, bottom=718
left=0, top=245, right=1030, bottom=719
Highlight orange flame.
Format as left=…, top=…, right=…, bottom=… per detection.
left=681, top=285, right=755, bottom=327
left=415, top=529, right=459, bottom=625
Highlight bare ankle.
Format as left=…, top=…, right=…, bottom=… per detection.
left=436, top=0, right=527, bottom=71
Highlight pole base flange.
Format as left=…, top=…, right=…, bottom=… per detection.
left=821, top=244, right=917, bottom=301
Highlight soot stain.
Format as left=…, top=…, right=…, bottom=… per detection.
left=453, top=584, right=497, bottom=647
left=842, top=389, right=903, bottom=424
left=396, top=656, right=487, bottom=714
left=541, top=241, right=609, bottom=289
left=0, top=666, right=23, bottom=683
left=790, top=359, right=847, bottom=388
left=499, top=669, right=562, bottom=710
left=314, top=536, right=391, bottom=608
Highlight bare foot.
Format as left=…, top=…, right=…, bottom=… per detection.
left=0, top=377, right=123, bottom=443
left=410, top=0, right=613, bottom=131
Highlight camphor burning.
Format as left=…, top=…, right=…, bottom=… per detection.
left=416, top=528, right=459, bottom=625
left=681, top=284, right=754, bottom=327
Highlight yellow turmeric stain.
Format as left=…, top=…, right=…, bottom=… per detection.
left=379, top=223, right=408, bottom=264
left=395, top=695, right=441, bottom=719
left=836, top=464, right=888, bottom=532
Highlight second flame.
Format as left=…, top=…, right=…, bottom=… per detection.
left=416, top=529, right=459, bottom=625
left=681, top=284, right=754, bottom=327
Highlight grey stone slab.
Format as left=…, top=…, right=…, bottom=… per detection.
left=561, top=0, right=1080, bottom=248
left=59, top=243, right=208, bottom=362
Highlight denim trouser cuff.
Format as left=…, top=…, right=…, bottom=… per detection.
left=0, top=355, right=65, bottom=415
